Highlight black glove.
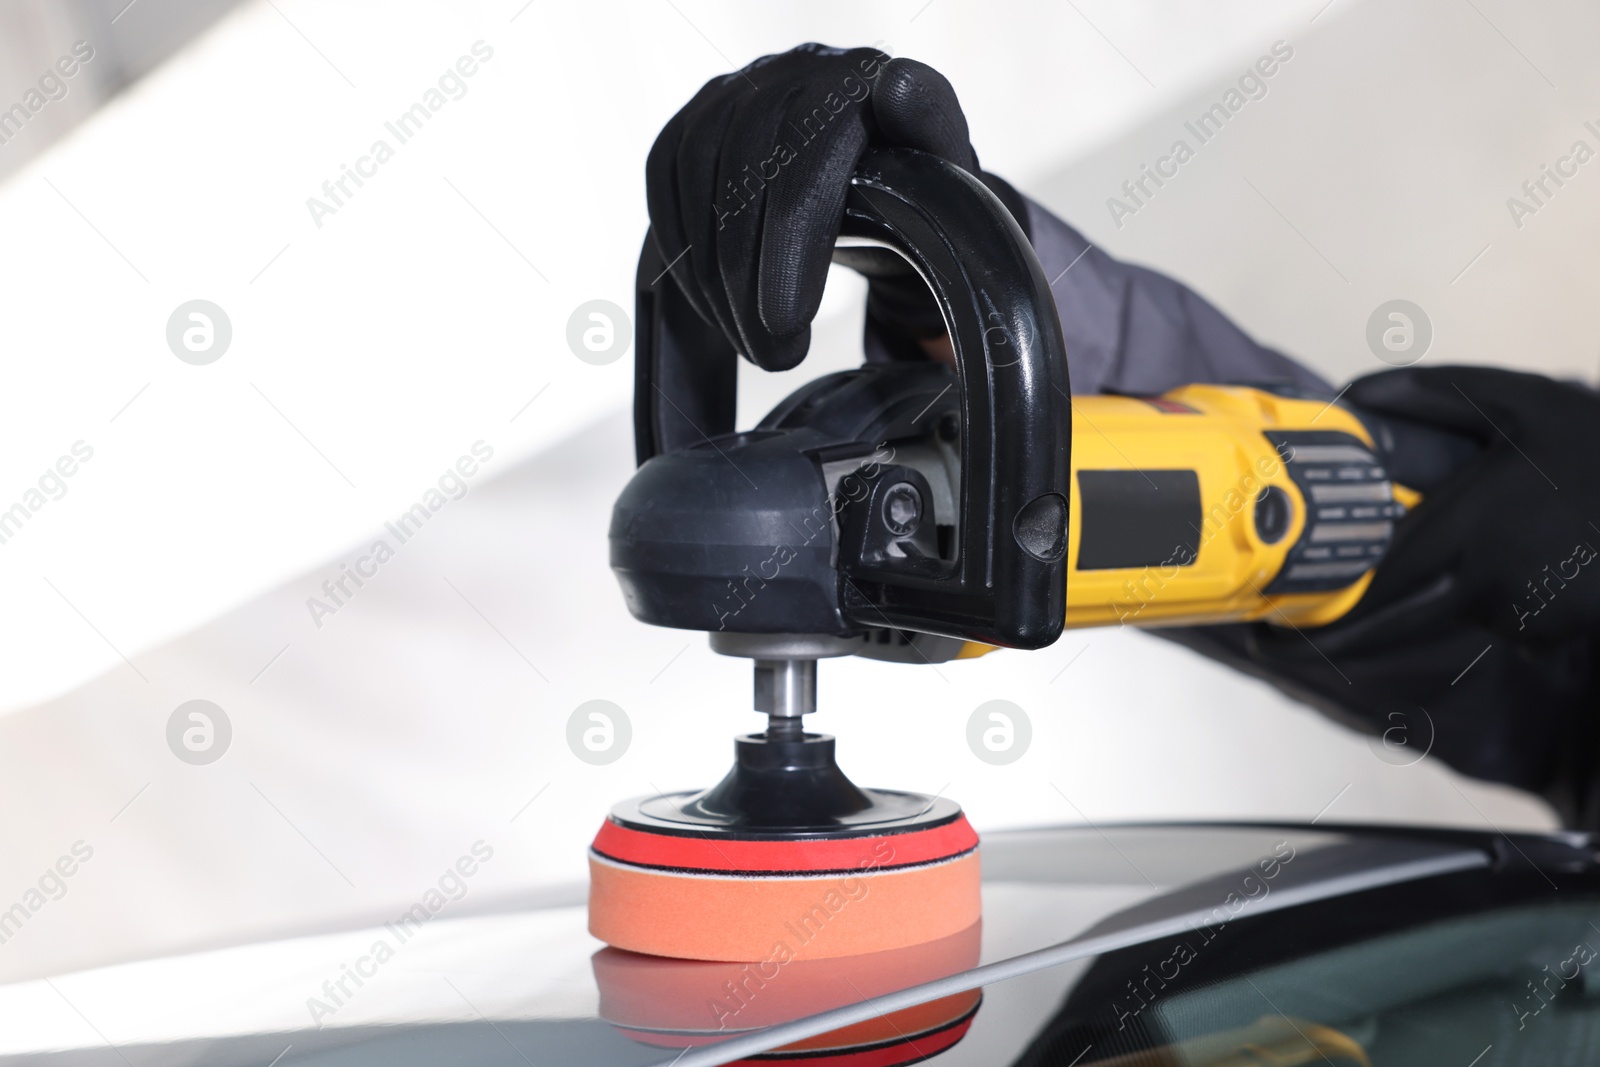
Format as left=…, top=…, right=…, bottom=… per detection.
left=1346, top=365, right=1600, bottom=645
left=646, top=43, right=1030, bottom=371
left=1165, top=366, right=1600, bottom=825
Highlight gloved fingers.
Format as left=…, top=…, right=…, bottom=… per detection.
left=752, top=90, right=872, bottom=369
left=870, top=58, right=977, bottom=171
left=1252, top=573, right=1468, bottom=664
left=1345, top=365, right=1547, bottom=443
left=1348, top=486, right=1473, bottom=616
left=643, top=103, right=707, bottom=322
left=673, top=90, right=744, bottom=350
left=643, top=44, right=992, bottom=370
left=714, top=82, right=805, bottom=364
left=1369, top=447, right=1589, bottom=642
left=645, top=78, right=737, bottom=335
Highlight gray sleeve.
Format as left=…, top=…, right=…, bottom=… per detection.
left=1024, top=197, right=1332, bottom=397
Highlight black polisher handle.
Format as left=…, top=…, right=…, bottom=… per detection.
left=632, top=148, right=1073, bottom=650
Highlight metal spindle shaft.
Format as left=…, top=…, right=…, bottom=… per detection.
left=753, top=658, right=816, bottom=740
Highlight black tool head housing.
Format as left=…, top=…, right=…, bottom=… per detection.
left=611, top=149, right=1072, bottom=651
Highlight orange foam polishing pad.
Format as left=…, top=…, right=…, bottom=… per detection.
left=770, top=992, right=981, bottom=1063
left=593, top=922, right=982, bottom=1035
left=604, top=993, right=982, bottom=1066
left=588, top=809, right=981, bottom=962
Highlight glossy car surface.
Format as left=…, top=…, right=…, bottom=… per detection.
left=1, top=822, right=1592, bottom=1066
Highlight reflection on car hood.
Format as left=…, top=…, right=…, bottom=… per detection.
left=0, top=824, right=1492, bottom=1066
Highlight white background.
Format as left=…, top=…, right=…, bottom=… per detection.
left=0, top=0, right=1593, bottom=990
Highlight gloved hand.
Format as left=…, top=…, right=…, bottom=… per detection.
left=1166, top=365, right=1600, bottom=825
left=1345, top=365, right=1600, bottom=645
left=646, top=43, right=1029, bottom=371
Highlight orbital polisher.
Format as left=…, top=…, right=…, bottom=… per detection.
left=588, top=148, right=1427, bottom=963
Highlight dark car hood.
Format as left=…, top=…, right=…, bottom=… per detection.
left=4, top=822, right=1582, bottom=1067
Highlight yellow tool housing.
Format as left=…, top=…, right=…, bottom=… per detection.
left=1060, top=384, right=1414, bottom=630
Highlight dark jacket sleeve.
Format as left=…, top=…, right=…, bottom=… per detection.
left=1024, top=198, right=1330, bottom=397
left=1010, top=197, right=1596, bottom=826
